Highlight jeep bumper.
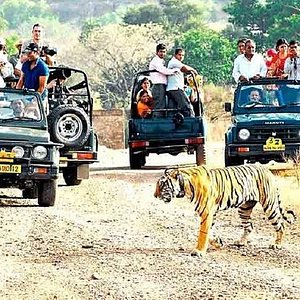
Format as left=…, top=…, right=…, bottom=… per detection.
left=129, top=137, right=205, bottom=155
left=226, top=142, right=300, bottom=162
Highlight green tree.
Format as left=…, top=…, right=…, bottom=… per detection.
left=0, top=0, right=53, bottom=29
left=123, top=4, right=166, bottom=25
left=123, top=0, right=213, bottom=33
left=177, top=28, right=236, bottom=84
left=224, top=0, right=300, bottom=48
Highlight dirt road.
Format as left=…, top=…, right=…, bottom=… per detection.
left=0, top=147, right=299, bottom=300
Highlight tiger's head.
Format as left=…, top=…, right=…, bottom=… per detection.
left=154, top=168, right=186, bottom=203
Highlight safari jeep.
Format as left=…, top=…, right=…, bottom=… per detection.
left=128, top=71, right=206, bottom=169
left=0, top=88, right=60, bottom=206
left=47, top=66, right=98, bottom=185
left=225, top=78, right=300, bottom=166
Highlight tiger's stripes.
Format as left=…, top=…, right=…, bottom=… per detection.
left=154, top=164, right=296, bottom=257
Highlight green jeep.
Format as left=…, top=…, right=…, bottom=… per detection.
left=0, top=88, right=60, bottom=206
left=225, top=78, right=300, bottom=166
left=128, top=71, right=206, bottom=169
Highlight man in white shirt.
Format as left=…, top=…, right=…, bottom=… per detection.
left=149, top=43, right=179, bottom=117
left=283, top=40, right=300, bottom=103
left=232, top=39, right=267, bottom=83
left=284, top=40, right=300, bottom=80
left=232, top=39, right=267, bottom=105
left=21, top=23, right=54, bottom=66
left=166, top=48, right=198, bottom=117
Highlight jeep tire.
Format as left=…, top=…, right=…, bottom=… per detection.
left=48, top=105, right=90, bottom=149
left=196, top=144, right=206, bottom=165
left=224, top=148, right=244, bottom=167
left=38, top=180, right=57, bottom=207
left=129, top=149, right=146, bottom=169
left=63, top=167, right=82, bottom=186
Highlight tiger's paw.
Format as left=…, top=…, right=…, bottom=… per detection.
left=269, top=243, right=282, bottom=250
left=209, top=237, right=223, bottom=249
left=191, top=249, right=206, bottom=258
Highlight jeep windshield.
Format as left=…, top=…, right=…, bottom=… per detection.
left=0, top=91, right=42, bottom=121
left=234, top=79, right=300, bottom=114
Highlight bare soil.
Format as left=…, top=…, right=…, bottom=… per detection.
left=0, top=146, right=299, bottom=300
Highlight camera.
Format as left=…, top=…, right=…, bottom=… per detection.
left=42, top=46, right=57, bottom=56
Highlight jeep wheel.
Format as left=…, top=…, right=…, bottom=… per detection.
left=196, top=144, right=206, bottom=165
left=129, top=149, right=146, bottom=169
left=22, top=187, right=38, bottom=199
left=63, top=167, right=82, bottom=186
left=38, top=180, right=57, bottom=207
left=48, top=105, right=90, bottom=149
left=224, top=150, right=244, bottom=167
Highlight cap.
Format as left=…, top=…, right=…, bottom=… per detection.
left=23, top=42, right=39, bottom=53
left=0, top=37, right=6, bottom=45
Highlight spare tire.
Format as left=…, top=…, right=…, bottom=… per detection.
left=48, top=105, right=90, bottom=149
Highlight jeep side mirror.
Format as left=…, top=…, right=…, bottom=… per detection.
left=225, top=102, right=231, bottom=112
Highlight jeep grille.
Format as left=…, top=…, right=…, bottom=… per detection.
left=247, top=127, right=300, bottom=142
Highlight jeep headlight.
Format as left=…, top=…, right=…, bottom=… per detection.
left=32, top=146, right=47, bottom=159
left=238, top=129, right=250, bottom=141
left=12, top=146, right=25, bottom=158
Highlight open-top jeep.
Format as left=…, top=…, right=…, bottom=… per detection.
left=128, top=71, right=206, bottom=169
left=225, top=78, right=300, bottom=166
left=0, top=88, right=60, bottom=206
left=47, top=66, right=98, bottom=185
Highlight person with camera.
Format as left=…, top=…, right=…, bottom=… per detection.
left=21, top=23, right=56, bottom=66
left=16, top=43, right=49, bottom=113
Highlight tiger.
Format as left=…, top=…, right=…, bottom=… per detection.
left=154, top=164, right=296, bottom=257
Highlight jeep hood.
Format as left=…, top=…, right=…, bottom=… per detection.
left=0, top=126, right=50, bottom=143
left=235, top=113, right=300, bottom=125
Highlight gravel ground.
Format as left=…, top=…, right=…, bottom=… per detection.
left=0, top=146, right=299, bottom=300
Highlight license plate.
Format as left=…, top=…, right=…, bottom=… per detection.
left=263, top=137, right=285, bottom=151
left=0, top=151, right=16, bottom=158
left=0, top=164, right=21, bottom=173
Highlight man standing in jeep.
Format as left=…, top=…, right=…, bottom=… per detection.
left=16, top=43, right=49, bottom=113
left=149, top=43, right=179, bottom=117
left=166, top=48, right=198, bottom=117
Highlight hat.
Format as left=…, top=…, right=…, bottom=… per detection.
left=23, top=42, right=39, bottom=53
left=266, top=48, right=277, bottom=57
left=0, top=37, right=6, bottom=45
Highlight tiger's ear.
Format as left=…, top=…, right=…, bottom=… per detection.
left=165, top=168, right=179, bottom=178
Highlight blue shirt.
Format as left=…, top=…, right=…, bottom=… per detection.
left=21, top=58, right=49, bottom=91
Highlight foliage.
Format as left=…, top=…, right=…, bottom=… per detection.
left=123, top=0, right=213, bottom=33
left=123, top=4, right=166, bottom=26
left=177, top=28, right=236, bottom=84
left=224, top=0, right=300, bottom=48
left=80, top=8, right=126, bottom=42
left=68, top=24, right=173, bottom=109
left=4, top=34, right=21, bottom=56
left=0, top=0, right=54, bottom=29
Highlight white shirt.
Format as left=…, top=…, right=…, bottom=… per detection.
left=284, top=56, right=300, bottom=81
left=232, top=53, right=267, bottom=83
left=166, top=56, right=184, bottom=91
left=149, top=55, right=178, bottom=85
left=0, top=76, right=5, bottom=88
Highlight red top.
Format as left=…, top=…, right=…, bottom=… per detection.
left=269, top=53, right=289, bottom=76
